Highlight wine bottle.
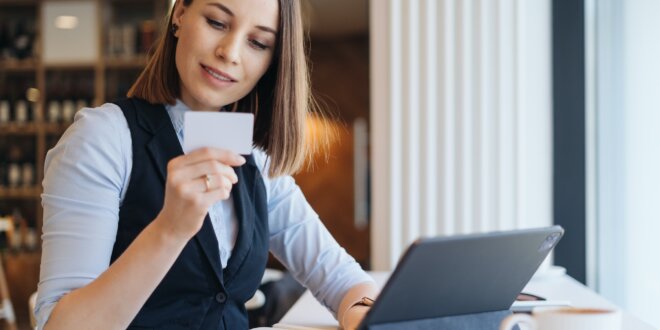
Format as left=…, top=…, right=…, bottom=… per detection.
left=0, top=162, right=6, bottom=188
left=76, top=99, right=88, bottom=112
left=0, top=21, right=9, bottom=60
left=12, top=19, right=33, bottom=60
left=21, top=139, right=35, bottom=187
left=7, top=144, right=23, bottom=188
left=14, top=100, right=28, bottom=124
left=0, top=140, right=7, bottom=187
left=21, top=163, right=34, bottom=187
left=62, top=99, right=75, bottom=124
left=7, top=163, right=21, bottom=188
left=0, top=153, right=9, bottom=188
left=9, top=208, right=24, bottom=250
left=108, top=25, right=122, bottom=57
left=47, top=100, right=61, bottom=123
left=24, top=227, right=38, bottom=251
left=122, top=23, right=136, bottom=58
left=0, top=100, right=9, bottom=124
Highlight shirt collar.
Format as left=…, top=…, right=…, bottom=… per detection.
left=165, top=99, right=189, bottom=136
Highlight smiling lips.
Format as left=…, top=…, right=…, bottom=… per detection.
left=201, top=64, right=237, bottom=83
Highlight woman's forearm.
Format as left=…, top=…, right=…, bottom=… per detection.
left=44, top=217, right=188, bottom=330
left=43, top=148, right=243, bottom=329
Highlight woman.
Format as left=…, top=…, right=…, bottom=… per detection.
left=35, top=0, right=377, bottom=329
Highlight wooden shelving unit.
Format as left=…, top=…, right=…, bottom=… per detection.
left=0, top=0, right=169, bottom=326
left=0, top=0, right=169, bottom=228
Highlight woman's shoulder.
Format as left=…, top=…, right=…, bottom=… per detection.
left=65, top=102, right=128, bottom=136
left=43, top=102, right=132, bottom=192
left=75, top=102, right=124, bottom=120
left=55, top=102, right=131, bottom=156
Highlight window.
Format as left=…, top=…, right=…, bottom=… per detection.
left=588, top=0, right=660, bottom=327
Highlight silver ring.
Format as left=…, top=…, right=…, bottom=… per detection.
left=205, top=174, right=212, bottom=192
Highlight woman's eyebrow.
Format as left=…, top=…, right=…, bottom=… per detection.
left=207, top=2, right=234, bottom=16
left=257, top=25, right=278, bottom=35
left=207, top=2, right=278, bottom=35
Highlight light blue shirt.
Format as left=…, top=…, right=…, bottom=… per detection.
left=36, top=100, right=373, bottom=329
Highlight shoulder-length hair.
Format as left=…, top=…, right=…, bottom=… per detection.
left=128, top=0, right=324, bottom=177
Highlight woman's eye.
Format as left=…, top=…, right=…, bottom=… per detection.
left=206, top=18, right=226, bottom=30
left=250, top=40, right=268, bottom=50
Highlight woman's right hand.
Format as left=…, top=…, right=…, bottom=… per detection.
left=155, top=147, right=246, bottom=241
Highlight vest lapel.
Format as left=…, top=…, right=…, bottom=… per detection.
left=135, top=100, right=225, bottom=285
left=223, top=155, right=260, bottom=285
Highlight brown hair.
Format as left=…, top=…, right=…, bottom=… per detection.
left=128, top=0, right=327, bottom=177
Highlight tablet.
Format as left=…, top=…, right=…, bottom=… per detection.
left=359, top=225, right=564, bottom=328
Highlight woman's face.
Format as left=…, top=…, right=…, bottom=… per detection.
left=172, top=0, right=279, bottom=111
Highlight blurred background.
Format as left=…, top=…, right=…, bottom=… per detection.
left=0, top=0, right=370, bottom=328
left=0, top=0, right=658, bottom=329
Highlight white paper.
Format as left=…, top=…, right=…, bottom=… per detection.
left=183, top=112, right=254, bottom=154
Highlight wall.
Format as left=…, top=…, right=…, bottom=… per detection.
left=293, top=36, right=371, bottom=266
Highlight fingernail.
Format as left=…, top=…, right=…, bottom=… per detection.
left=236, top=155, right=246, bottom=164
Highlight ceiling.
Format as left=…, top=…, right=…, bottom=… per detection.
left=302, top=0, right=369, bottom=39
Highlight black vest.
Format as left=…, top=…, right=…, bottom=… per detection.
left=110, top=98, right=269, bottom=329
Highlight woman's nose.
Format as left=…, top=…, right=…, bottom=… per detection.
left=216, top=33, right=241, bottom=65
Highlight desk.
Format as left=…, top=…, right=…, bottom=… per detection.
left=271, top=271, right=655, bottom=330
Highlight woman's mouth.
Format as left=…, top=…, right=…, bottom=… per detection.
left=201, top=64, right=237, bottom=83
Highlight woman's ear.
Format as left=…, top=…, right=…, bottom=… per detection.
left=171, top=1, right=187, bottom=34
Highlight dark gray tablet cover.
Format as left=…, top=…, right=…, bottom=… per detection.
left=359, top=225, right=564, bottom=328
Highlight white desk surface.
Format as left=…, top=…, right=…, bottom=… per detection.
left=267, top=270, right=655, bottom=330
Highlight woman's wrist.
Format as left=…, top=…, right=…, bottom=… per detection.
left=341, top=304, right=371, bottom=330
left=338, top=282, right=378, bottom=329
left=151, top=214, right=193, bottom=246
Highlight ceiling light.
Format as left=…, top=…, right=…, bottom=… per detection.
left=54, top=16, right=79, bottom=30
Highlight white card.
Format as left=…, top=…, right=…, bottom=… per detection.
left=183, top=112, right=254, bottom=155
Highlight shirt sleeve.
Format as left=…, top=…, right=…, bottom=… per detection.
left=35, top=104, right=131, bottom=329
left=255, top=151, right=375, bottom=317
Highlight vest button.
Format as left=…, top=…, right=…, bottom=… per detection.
left=215, top=292, right=227, bottom=303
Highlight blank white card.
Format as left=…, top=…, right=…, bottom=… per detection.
left=183, top=112, right=254, bottom=155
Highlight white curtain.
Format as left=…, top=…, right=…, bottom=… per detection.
left=369, top=0, right=552, bottom=270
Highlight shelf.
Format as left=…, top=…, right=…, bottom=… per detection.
left=105, top=56, right=149, bottom=69
left=0, top=123, right=71, bottom=135
left=0, top=123, right=38, bottom=135
left=0, top=187, right=41, bottom=199
left=0, top=0, right=38, bottom=6
left=0, top=59, right=39, bottom=72
left=44, top=62, right=96, bottom=70
left=43, top=122, right=70, bottom=135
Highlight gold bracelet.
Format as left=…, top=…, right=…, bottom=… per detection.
left=354, top=297, right=374, bottom=307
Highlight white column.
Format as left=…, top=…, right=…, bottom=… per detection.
left=370, top=0, right=552, bottom=270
